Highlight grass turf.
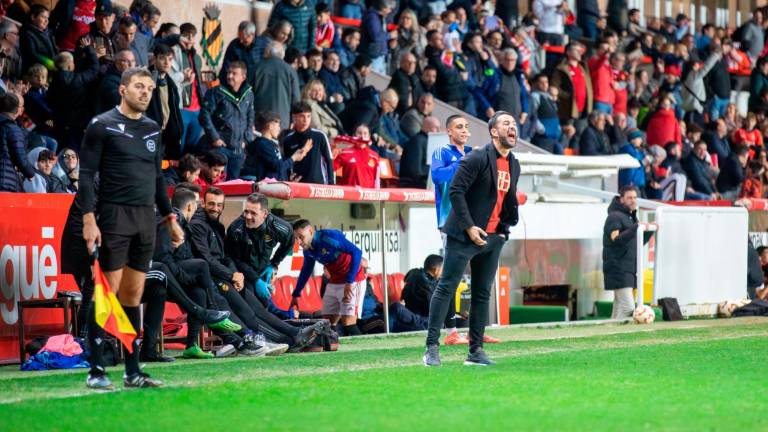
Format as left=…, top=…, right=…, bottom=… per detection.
left=1, top=317, right=766, bottom=431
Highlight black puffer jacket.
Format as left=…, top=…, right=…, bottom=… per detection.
left=602, top=197, right=638, bottom=290
left=0, top=116, right=34, bottom=192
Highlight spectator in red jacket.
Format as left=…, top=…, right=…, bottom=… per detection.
left=740, top=160, right=765, bottom=199
left=732, top=112, right=764, bottom=148
left=195, top=151, right=228, bottom=186
left=588, top=39, right=615, bottom=114
left=646, top=96, right=682, bottom=147
left=333, top=134, right=380, bottom=188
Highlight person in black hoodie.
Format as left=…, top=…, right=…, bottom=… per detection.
left=716, top=145, right=749, bottom=200
left=48, top=44, right=100, bottom=152
left=146, top=44, right=183, bottom=160
left=242, top=111, right=311, bottom=181
left=282, top=102, right=334, bottom=184
left=20, top=4, right=58, bottom=73
left=602, top=186, right=649, bottom=319
left=402, top=254, right=444, bottom=318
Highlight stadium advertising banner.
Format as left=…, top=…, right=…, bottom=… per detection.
left=0, top=193, right=75, bottom=364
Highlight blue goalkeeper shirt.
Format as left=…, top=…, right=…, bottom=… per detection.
left=431, top=143, right=472, bottom=229
left=293, top=229, right=364, bottom=298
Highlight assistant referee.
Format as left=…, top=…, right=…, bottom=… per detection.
left=423, top=111, right=521, bottom=367
left=79, top=67, right=184, bottom=389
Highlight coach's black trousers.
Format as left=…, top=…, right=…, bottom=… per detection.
left=426, top=234, right=506, bottom=352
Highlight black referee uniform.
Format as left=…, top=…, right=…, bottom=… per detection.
left=78, top=107, right=173, bottom=272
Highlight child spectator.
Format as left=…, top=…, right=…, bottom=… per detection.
left=315, top=3, right=335, bottom=50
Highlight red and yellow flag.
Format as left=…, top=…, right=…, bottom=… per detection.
left=92, top=261, right=137, bottom=353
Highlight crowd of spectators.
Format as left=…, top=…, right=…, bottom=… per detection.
left=5, top=0, right=768, bottom=202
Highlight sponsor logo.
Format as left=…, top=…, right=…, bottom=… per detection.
left=308, top=185, right=345, bottom=199
left=1, top=227, right=58, bottom=325
left=146, top=139, right=156, bottom=152
left=402, top=191, right=435, bottom=202
left=358, top=190, right=390, bottom=201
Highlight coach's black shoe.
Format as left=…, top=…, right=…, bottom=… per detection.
left=292, top=321, right=326, bottom=350
left=464, top=349, right=496, bottom=366
left=140, top=350, right=176, bottom=363
left=86, top=366, right=114, bottom=390
left=423, top=345, right=441, bottom=367
left=124, top=371, right=163, bottom=388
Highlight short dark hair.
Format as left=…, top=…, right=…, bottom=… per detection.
left=118, top=16, right=136, bottom=29
left=0, top=92, right=19, bottom=114
left=153, top=43, right=173, bottom=58
left=205, top=186, right=225, bottom=199
left=178, top=154, right=201, bottom=175
left=141, top=3, right=161, bottom=19
left=29, top=4, right=48, bottom=17
left=120, top=67, right=153, bottom=86
left=619, top=185, right=639, bottom=197
left=424, top=254, right=443, bottom=272
left=323, top=49, right=339, bottom=60
left=172, top=189, right=197, bottom=209
left=291, top=102, right=312, bottom=115
left=687, top=123, right=703, bottom=134
left=292, top=219, right=311, bottom=230
left=180, top=23, right=197, bottom=35
left=445, top=114, right=465, bottom=128
left=175, top=182, right=202, bottom=194
left=426, top=29, right=439, bottom=41
left=285, top=47, right=301, bottom=64
left=246, top=192, right=268, bottom=209
left=735, top=145, right=751, bottom=157
left=353, top=54, right=372, bottom=69
left=255, top=110, right=281, bottom=130
left=488, top=110, right=513, bottom=133
left=203, top=150, right=228, bottom=167
left=315, top=2, right=330, bottom=14
left=343, top=27, right=360, bottom=39
left=228, top=60, right=247, bottom=73
left=306, top=48, right=322, bottom=58
left=757, top=246, right=768, bottom=255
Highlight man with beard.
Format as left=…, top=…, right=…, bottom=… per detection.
left=190, top=187, right=324, bottom=350
left=78, top=67, right=185, bottom=389
left=423, top=111, right=521, bottom=367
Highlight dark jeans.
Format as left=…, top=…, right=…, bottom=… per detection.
left=426, top=234, right=506, bottom=352
left=578, top=13, right=599, bottom=41
left=215, top=147, right=244, bottom=180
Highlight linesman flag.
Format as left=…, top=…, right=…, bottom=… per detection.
left=201, top=4, right=223, bottom=68
left=92, top=260, right=137, bottom=352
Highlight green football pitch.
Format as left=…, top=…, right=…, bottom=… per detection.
left=1, top=317, right=766, bottom=432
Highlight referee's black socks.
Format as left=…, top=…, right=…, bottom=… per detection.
left=123, top=305, right=142, bottom=376
left=86, top=303, right=106, bottom=372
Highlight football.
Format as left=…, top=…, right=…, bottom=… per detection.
left=633, top=305, right=655, bottom=324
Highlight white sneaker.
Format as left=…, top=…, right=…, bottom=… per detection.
left=215, top=344, right=237, bottom=358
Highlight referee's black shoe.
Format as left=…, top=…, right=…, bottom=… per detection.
left=86, top=366, right=114, bottom=390
left=140, top=350, right=176, bottom=363
left=124, top=371, right=163, bottom=388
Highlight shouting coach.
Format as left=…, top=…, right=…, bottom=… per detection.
left=423, top=111, right=521, bottom=367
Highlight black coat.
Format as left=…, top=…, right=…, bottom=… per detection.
left=442, top=143, right=520, bottom=243
left=399, top=131, right=429, bottom=188
left=579, top=125, right=611, bottom=155
left=20, top=25, right=57, bottom=73
left=219, top=39, right=260, bottom=84
left=48, top=46, right=100, bottom=129
left=388, top=69, right=420, bottom=114
left=224, top=214, right=294, bottom=282
left=146, top=70, right=184, bottom=160
left=242, top=136, right=294, bottom=181
left=602, top=197, right=638, bottom=290
left=683, top=154, right=716, bottom=194
left=189, top=208, right=237, bottom=281
left=281, top=128, right=334, bottom=184
left=153, top=208, right=197, bottom=285
left=95, top=66, right=122, bottom=115
left=716, top=154, right=745, bottom=193
left=340, top=67, right=364, bottom=101
left=401, top=267, right=436, bottom=317
left=0, top=116, right=35, bottom=192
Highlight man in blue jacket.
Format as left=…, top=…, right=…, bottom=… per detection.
left=360, top=0, right=394, bottom=74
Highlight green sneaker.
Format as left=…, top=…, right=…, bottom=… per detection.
left=182, top=345, right=215, bottom=359
left=208, top=318, right=242, bottom=332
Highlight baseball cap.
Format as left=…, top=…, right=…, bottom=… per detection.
left=96, top=0, right=114, bottom=16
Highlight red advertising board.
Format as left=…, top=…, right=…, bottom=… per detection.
left=0, top=193, right=77, bottom=364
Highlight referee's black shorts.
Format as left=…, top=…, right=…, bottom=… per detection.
left=97, top=203, right=156, bottom=273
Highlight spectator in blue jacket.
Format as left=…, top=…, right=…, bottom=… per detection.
left=337, top=27, right=361, bottom=68
left=268, top=0, right=316, bottom=54
left=360, top=0, right=395, bottom=74
left=431, top=114, right=472, bottom=231
left=619, top=128, right=647, bottom=190
left=0, top=93, right=35, bottom=192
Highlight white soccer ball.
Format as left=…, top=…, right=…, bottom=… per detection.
left=718, top=300, right=739, bottom=318
left=633, top=305, right=655, bottom=324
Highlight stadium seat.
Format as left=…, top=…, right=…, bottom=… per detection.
left=370, top=274, right=384, bottom=303
left=386, top=273, right=405, bottom=302
left=273, top=276, right=295, bottom=311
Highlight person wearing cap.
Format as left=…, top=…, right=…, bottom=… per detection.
left=79, top=0, right=116, bottom=64
left=219, top=21, right=259, bottom=84
left=268, top=0, right=317, bottom=54
left=618, top=128, right=646, bottom=191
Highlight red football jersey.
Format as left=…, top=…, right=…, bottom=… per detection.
left=334, top=145, right=380, bottom=188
